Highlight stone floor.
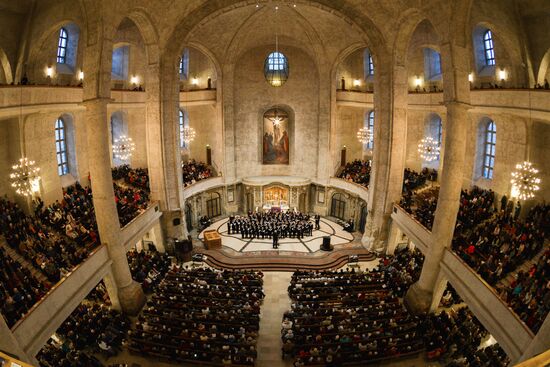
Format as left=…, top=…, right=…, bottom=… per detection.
left=100, top=260, right=443, bottom=367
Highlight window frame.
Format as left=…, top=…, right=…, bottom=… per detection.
left=366, top=111, right=374, bottom=150
left=482, top=121, right=496, bottom=179
left=55, top=118, right=69, bottom=176
left=57, top=28, right=68, bottom=64
left=483, top=30, right=496, bottom=66
left=365, top=50, right=374, bottom=77
left=179, top=109, right=188, bottom=149
left=180, top=48, right=189, bottom=79
left=436, top=118, right=443, bottom=146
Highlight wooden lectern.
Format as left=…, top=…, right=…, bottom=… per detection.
left=203, top=230, right=222, bottom=249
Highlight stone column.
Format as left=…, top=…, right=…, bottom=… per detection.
left=517, top=314, right=550, bottom=363
left=0, top=316, right=38, bottom=365
left=149, top=61, right=188, bottom=241
left=405, top=42, right=471, bottom=313
left=84, top=98, right=145, bottom=315
left=362, top=63, right=408, bottom=251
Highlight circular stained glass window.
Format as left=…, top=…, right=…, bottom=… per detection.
left=264, top=52, right=289, bottom=87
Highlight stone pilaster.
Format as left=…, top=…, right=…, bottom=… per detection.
left=0, top=316, right=38, bottom=365
left=84, top=98, right=145, bottom=315
left=362, top=64, right=408, bottom=251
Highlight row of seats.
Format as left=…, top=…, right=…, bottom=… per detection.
left=282, top=266, right=425, bottom=366
left=402, top=167, right=437, bottom=194
left=182, top=159, right=212, bottom=187
left=111, top=165, right=150, bottom=192
left=337, top=160, right=371, bottom=188
left=127, top=266, right=264, bottom=366
left=127, top=249, right=171, bottom=293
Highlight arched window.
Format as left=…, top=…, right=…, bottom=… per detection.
left=180, top=48, right=189, bottom=79
left=55, top=118, right=69, bottom=176
left=483, top=30, right=496, bottom=66
left=482, top=121, right=496, bottom=179
left=112, top=45, right=129, bottom=80
left=436, top=118, right=443, bottom=146
left=364, top=50, right=374, bottom=77
left=366, top=111, right=374, bottom=150
left=424, top=48, right=442, bottom=81
left=264, top=52, right=289, bottom=87
left=179, top=110, right=189, bottom=148
left=57, top=28, right=68, bottom=64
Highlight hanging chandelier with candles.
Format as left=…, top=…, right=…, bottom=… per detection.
left=113, top=135, right=135, bottom=161
left=357, top=127, right=372, bottom=146
left=418, top=137, right=440, bottom=162
left=10, top=157, right=41, bottom=197
left=181, top=126, right=196, bottom=145
left=510, top=161, right=541, bottom=200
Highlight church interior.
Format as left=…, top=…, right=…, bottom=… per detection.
left=0, top=0, right=550, bottom=366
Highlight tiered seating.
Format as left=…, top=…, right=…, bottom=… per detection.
left=127, top=249, right=171, bottom=293
left=337, top=160, right=371, bottom=188
left=112, top=165, right=150, bottom=192
left=282, top=268, right=424, bottom=365
left=182, top=160, right=212, bottom=187
left=500, top=249, right=549, bottom=333
left=399, top=187, right=439, bottom=230
left=2, top=194, right=96, bottom=283
left=402, top=168, right=436, bottom=193
left=0, top=247, right=50, bottom=327
left=113, top=183, right=150, bottom=226
left=128, top=267, right=264, bottom=366
left=421, top=307, right=509, bottom=366
left=37, top=291, right=131, bottom=367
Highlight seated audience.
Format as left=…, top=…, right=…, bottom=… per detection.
left=112, top=165, right=150, bottom=192
left=402, top=167, right=436, bottom=194
left=128, top=266, right=264, bottom=366
left=378, top=248, right=425, bottom=297
left=283, top=267, right=424, bottom=365
left=182, top=160, right=212, bottom=187
left=337, top=160, right=371, bottom=188
left=127, top=249, right=171, bottom=293
left=113, top=183, right=150, bottom=226
left=0, top=247, right=50, bottom=327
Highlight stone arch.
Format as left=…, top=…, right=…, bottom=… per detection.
left=177, top=42, right=222, bottom=90
left=0, top=47, right=13, bottom=84
left=536, top=48, right=550, bottom=85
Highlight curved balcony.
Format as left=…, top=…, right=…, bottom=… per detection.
left=120, top=201, right=162, bottom=251
left=327, top=177, right=369, bottom=202
left=390, top=204, right=431, bottom=254
left=182, top=176, right=224, bottom=200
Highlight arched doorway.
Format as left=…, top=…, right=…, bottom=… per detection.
left=330, top=193, right=346, bottom=220
left=206, top=192, right=221, bottom=218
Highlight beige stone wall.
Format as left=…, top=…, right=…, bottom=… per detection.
left=335, top=106, right=369, bottom=167
left=406, top=20, right=442, bottom=91
left=531, top=121, right=550, bottom=201
left=233, top=44, right=319, bottom=179
left=185, top=104, right=221, bottom=168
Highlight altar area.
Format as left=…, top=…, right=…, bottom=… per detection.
left=261, top=186, right=290, bottom=212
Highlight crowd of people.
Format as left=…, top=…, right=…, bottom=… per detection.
left=402, top=168, right=437, bottom=194
left=282, top=267, right=425, bottom=366
left=499, top=249, right=549, bottom=334
left=378, top=248, right=425, bottom=297
left=127, top=249, right=172, bottom=293
left=127, top=266, right=264, bottom=365
left=399, top=187, right=440, bottom=230
left=228, top=211, right=314, bottom=240
left=182, top=160, right=212, bottom=187
left=112, top=165, right=150, bottom=192
left=422, top=307, right=509, bottom=367
left=0, top=247, right=50, bottom=327
left=113, top=183, right=150, bottom=226
left=37, top=292, right=131, bottom=367
left=337, top=160, right=371, bottom=188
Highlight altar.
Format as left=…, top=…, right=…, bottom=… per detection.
left=242, top=176, right=311, bottom=214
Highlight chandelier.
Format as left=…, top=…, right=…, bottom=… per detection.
left=113, top=135, right=135, bottom=161
left=357, top=127, right=372, bottom=145
left=10, top=157, right=41, bottom=197
left=418, top=137, right=440, bottom=162
left=510, top=161, right=541, bottom=200
left=181, top=126, right=196, bottom=145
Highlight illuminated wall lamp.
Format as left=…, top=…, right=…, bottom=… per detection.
left=130, top=75, right=139, bottom=85
left=353, top=79, right=361, bottom=87
left=78, top=71, right=84, bottom=80
left=45, top=66, right=54, bottom=77
left=191, top=77, right=199, bottom=86
left=468, top=73, right=474, bottom=82
left=414, top=76, right=422, bottom=88
left=498, top=69, right=507, bottom=81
